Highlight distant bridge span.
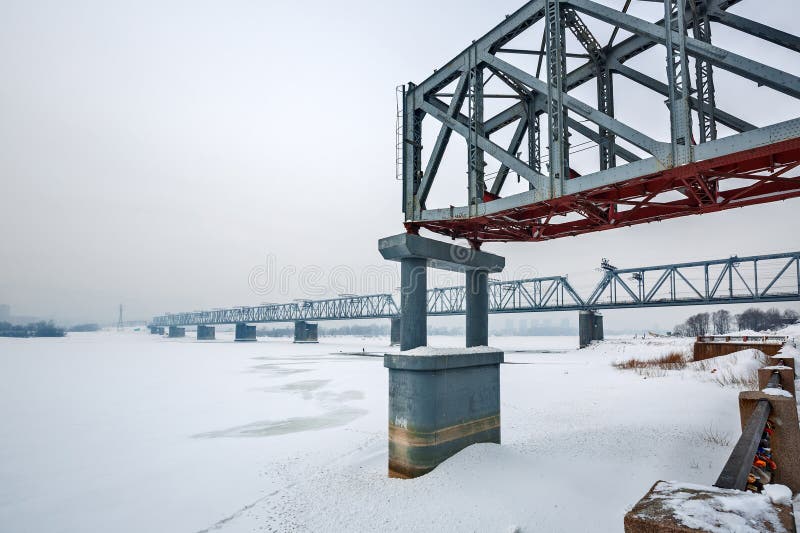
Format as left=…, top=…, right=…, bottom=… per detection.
left=151, top=251, right=800, bottom=327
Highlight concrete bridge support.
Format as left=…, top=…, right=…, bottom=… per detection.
left=466, top=269, right=489, bottom=347
left=168, top=326, right=185, bottom=338
left=149, top=326, right=164, bottom=335
left=579, top=311, right=604, bottom=348
left=389, top=317, right=401, bottom=346
left=294, top=321, right=318, bottom=343
left=400, top=256, right=427, bottom=351
left=234, top=323, right=256, bottom=342
left=379, top=233, right=505, bottom=478
left=197, top=325, right=215, bottom=340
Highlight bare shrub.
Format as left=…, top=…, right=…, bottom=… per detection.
left=635, top=367, right=667, bottom=378
left=713, top=369, right=759, bottom=389
left=701, top=425, right=732, bottom=447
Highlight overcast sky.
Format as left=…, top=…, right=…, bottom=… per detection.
left=0, top=0, right=798, bottom=329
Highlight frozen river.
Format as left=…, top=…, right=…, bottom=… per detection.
left=0, top=330, right=752, bottom=532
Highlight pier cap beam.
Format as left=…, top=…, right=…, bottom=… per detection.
left=379, top=233, right=505, bottom=273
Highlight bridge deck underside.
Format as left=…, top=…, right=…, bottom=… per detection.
left=415, top=138, right=800, bottom=243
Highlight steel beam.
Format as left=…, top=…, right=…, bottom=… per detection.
left=419, top=98, right=549, bottom=190
left=418, top=72, right=469, bottom=209
left=490, top=116, right=529, bottom=196
left=610, top=61, right=755, bottom=133
left=481, top=54, right=671, bottom=161
left=709, top=9, right=800, bottom=53
left=564, top=0, right=800, bottom=99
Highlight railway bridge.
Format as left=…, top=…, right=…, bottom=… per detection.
left=151, top=250, right=800, bottom=347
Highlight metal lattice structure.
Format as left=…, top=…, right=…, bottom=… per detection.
left=400, top=0, right=800, bottom=243
left=152, top=251, right=800, bottom=326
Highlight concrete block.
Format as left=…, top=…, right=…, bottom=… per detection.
left=197, top=325, right=215, bottom=341
left=168, top=326, right=185, bottom=338
left=235, top=323, right=256, bottom=342
left=739, top=391, right=800, bottom=493
left=378, top=233, right=505, bottom=273
left=624, top=480, right=795, bottom=533
left=384, top=348, right=503, bottom=479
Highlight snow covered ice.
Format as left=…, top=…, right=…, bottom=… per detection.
left=0, top=329, right=796, bottom=532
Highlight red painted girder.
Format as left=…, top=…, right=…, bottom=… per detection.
left=411, top=138, right=800, bottom=243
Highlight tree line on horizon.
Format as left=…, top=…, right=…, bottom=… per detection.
left=672, top=308, right=799, bottom=337
left=0, top=321, right=66, bottom=338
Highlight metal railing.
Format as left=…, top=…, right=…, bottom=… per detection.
left=714, top=371, right=781, bottom=491
left=697, top=335, right=790, bottom=344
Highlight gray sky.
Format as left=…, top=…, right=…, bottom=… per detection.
left=0, top=0, right=798, bottom=329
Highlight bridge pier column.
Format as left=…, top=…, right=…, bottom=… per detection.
left=389, top=317, right=401, bottom=346
left=149, top=326, right=164, bottom=335
left=294, top=321, right=318, bottom=343
left=234, top=323, right=256, bottom=342
left=400, top=257, right=427, bottom=351
left=465, top=268, right=489, bottom=347
left=197, top=325, right=215, bottom=340
left=379, top=233, right=505, bottom=478
left=168, top=326, right=185, bottom=338
left=579, top=311, right=604, bottom=348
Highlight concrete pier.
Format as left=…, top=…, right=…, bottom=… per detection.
left=385, top=348, right=503, bottom=478
left=579, top=310, right=604, bottom=348
left=389, top=317, right=401, bottom=346
left=197, top=325, right=215, bottom=340
left=379, top=233, right=505, bottom=478
left=234, top=323, right=256, bottom=342
left=294, top=321, right=319, bottom=343
left=149, top=326, right=164, bottom=335
left=168, top=326, right=185, bottom=338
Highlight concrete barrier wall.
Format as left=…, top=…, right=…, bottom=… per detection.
left=693, top=341, right=783, bottom=360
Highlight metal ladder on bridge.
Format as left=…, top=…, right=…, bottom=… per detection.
left=395, top=85, right=404, bottom=181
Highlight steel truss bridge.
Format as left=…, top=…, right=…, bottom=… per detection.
left=151, top=251, right=800, bottom=327
left=399, top=0, right=800, bottom=243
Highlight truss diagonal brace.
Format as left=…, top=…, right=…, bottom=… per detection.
left=482, top=53, right=670, bottom=162
left=610, top=61, right=755, bottom=133
left=491, top=117, right=529, bottom=196
left=419, top=99, right=549, bottom=190
left=709, top=10, right=800, bottom=53
left=418, top=72, right=469, bottom=209
left=564, top=0, right=800, bottom=99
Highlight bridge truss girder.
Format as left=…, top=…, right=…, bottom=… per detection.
left=152, top=251, right=800, bottom=327
left=402, top=0, right=800, bottom=243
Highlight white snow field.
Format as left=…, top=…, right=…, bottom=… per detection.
left=0, top=329, right=797, bottom=532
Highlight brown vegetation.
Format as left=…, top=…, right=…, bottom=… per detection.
left=613, top=351, right=688, bottom=371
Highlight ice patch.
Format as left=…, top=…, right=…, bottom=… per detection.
left=192, top=406, right=368, bottom=438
